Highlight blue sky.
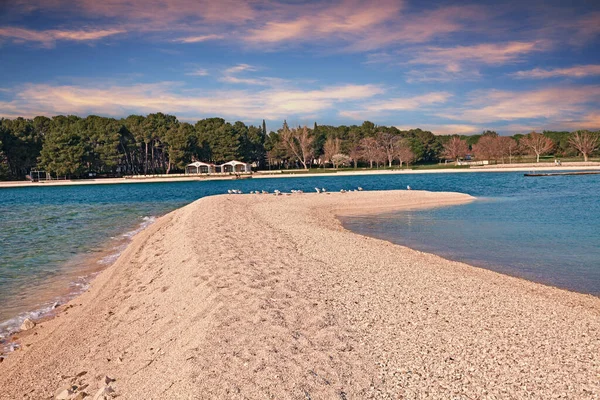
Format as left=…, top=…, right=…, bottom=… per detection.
left=1, top=0, right=599, bottom=134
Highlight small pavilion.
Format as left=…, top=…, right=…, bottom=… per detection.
left=221, top=160, right=252, bottom=173
left=185, top=161, right=216, bottom=174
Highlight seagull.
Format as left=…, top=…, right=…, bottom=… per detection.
left=407, top=185, right=412, bottom=190
left=315, top=187, right=321, bottom=193
left=227, top=189, right=233, bottom=194
left=262, top=190, right=268, bottom=194
left=340, top=189, right=346, bottom=193
left=322, top=188, right=327, bottom=192
left=357, top=187, right=363, bottom=191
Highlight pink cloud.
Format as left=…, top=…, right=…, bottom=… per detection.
left=394, top=124, right=482, bottom=135
left=340, top=92, right=451, bottom=120
left=350, top=5, right=487, bottom=51
left=0, top=81, right=384, bottom=121
left=174, top=34, right=224, bottom=43
left=245, top=0, right=403, bottom=46
left=12, top=0, right=258, bottom=25
left=513, top=65, right=600, bottom=79
left=408, top=41, right=545, bottom=68
left=0, top=27, right=125, bottom=46
left=439, top=86, right=600, bottom=125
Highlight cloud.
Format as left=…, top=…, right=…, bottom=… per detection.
left=218, top=64, right=289, bottom=86
left=394, top=124, right=482, bottom=135
left=224, top=64, right=256, bottom=74
left=438, top=86, right=600, bottom=127
left=185, top=69, right=209, bottom=76
left=408, top=41, right=545, bottom=70
left=244, top=1, right=403, bottom=46
left=512, top=65, right=600, bottom=79
left=404, top=68, right=482, bottom=83
left=340, top=92, right=451, bottom=120
left=368, top=41, right=545, bottom=82
left=11, top=0, right=258, bottom=26
left=0, top=81, right=384, bottom=121
left=174, top=34, right=224, bottom=43
left=0, top=27, right=125, bottom=47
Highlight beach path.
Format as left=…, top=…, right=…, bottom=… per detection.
left=1, top=190, right=599, bottom=399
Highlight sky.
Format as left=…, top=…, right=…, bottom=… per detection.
left=0, top=0, right=599, bottom=135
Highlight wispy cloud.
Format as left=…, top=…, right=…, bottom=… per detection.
left=174, top=34, right=224, bottom=43
left=512, top=65, right=600, bottom=79
left=438, top=86, right=600, bottom=127
left=244, top=1, right=403, bottom=47
left=218, top=64, right=289, bottom=86
left=0, top=81, right=384, bottom=121
left=404, top=68, right=482, bottom=83
left=367, top=41, right=545, bottom=82
left=394, top=124, right=482, bottom=135
left=0, top=27, right=125, bottom=47
left=408, top=41, right=545, bottom=70
left=10, top=0, right=258, bottom=26
left=185, top=68, right=209, bottom=77
left=340, top=92, right=451, bottom=120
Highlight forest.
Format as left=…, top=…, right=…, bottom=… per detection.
left=0, top=113, right=598, bottom=180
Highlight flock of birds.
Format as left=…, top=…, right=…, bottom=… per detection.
left=226, top=187, right=367, bottom=195
left=226, top=186, right=413, bottom=195
left=227, top=185, right=412, bottom=196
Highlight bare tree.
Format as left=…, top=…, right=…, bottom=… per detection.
left=348, top=142, right=362, bottom=169
left=280, top=125, right=314, bottom=169
left=443, top=136, right=469, bottom=165
left=497, top=136, right=518, bottom=164
left=520, top=132, right=554, bottom=163
left=359, top=137, right=380, bottom=168
left=569, top=130, right=599, bottom=162
left=377, top=131, right=399, bottom=167
left=374, top=146, right=388, bottom=168
left=323, top=137, right=341, bottom=167
left=394, top=139, right=415, bottom=167
left=472, top=135, right=500, bottom=162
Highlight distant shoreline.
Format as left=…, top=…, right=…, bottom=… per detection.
left=2, top=162, right=600, bottom=188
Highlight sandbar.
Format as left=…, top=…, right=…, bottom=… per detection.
left=0, top=190, right=599, bottom=399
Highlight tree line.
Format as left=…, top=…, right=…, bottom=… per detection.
left=0, top=114, right=598, bottom=180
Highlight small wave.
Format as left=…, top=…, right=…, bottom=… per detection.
left=122, top=216, right=157, bottom=239
left=0, top=216, right=157, bottom=355
left=98, top=216, right=157, bottom=265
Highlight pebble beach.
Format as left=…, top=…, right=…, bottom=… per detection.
left=0, top=190, right=599, bottom=399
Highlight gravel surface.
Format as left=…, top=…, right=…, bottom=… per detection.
left=0, top=190, right=598, bottom=399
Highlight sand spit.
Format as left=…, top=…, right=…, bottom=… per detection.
left=1, top=190, right=599, bottom=399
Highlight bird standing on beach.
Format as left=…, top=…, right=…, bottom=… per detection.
left=315, top=187, right=321, bottom=193
left=357, top=187, right=363, bottom=191
left=407, top=185, right=412, bottom=190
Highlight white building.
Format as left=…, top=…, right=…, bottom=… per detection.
left=220, top=160, right=252, bottom=173
left=185, top=161, right=216, bottom=174
left=185, top=160, right=252, bottom=174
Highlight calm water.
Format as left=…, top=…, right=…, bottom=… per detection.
left=1, top=172, right=599, bottom=341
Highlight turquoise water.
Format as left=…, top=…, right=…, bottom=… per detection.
left=1, top=172, right=599, bottom=341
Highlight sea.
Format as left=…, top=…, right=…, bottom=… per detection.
left=1, top=171, right=599, bottom=345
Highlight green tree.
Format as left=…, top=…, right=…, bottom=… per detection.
left=0, top=117, right=43, bottom=178
left=164, top=122, right=196, bottom=173
left=39, top=117, right=86, bottom=177
left=79, top=115, right=123, bottom=174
